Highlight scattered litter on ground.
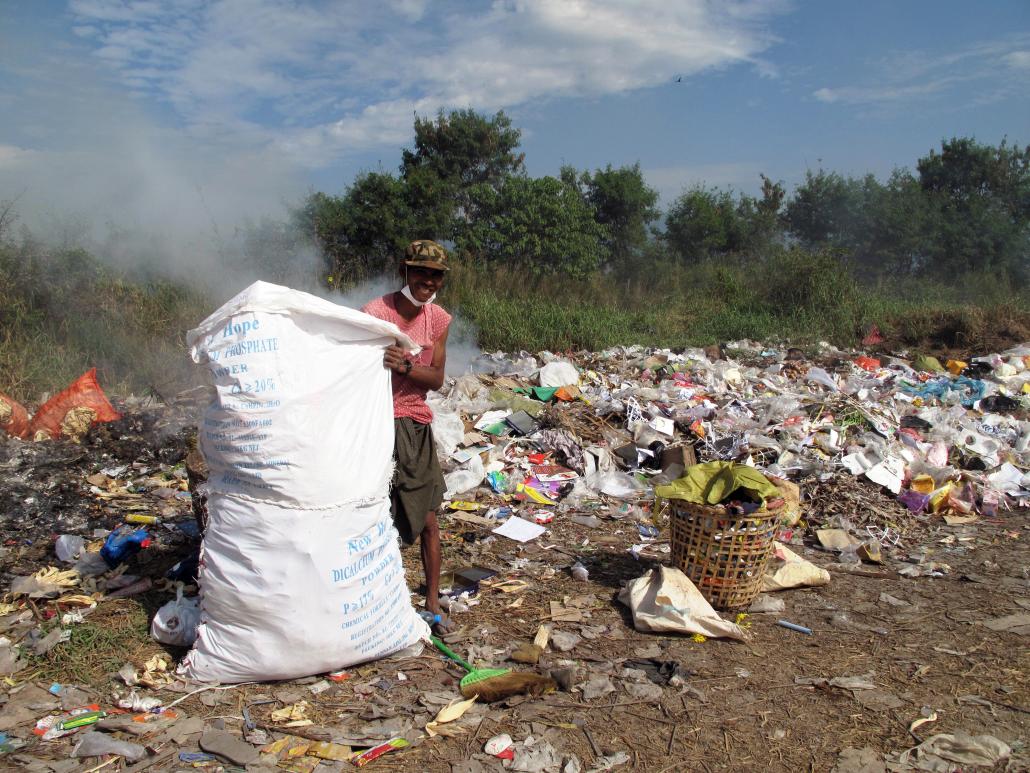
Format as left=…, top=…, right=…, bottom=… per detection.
left=2, top=336, right=1030, bottom=770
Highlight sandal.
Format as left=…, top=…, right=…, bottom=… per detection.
left=419, top=610, right=457, bottom=635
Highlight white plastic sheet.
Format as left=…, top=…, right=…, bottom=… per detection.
left=538, top=360, right=579, bottom=388
left=444, top=455, right=485, bottom=499
left=432, top=410, right=465, bottom=459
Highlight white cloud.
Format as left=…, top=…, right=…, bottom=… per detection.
left=813, top=34, right=1030, bottom=107
left=1005, top=50, right=1030, bottom=70
left=812, top=87, right=837, bottom=104
left=0, top=144, right=39, bottom=168
left=64, top=0, right=787, bottom=167
left=813, top=78, right=956, bottom=105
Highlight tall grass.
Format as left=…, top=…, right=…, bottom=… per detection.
left=441, top=246, right=1030, bottom=352
left=2, top=240, right=1027, bottom=403
left=0, top=243, right=211, bottom=404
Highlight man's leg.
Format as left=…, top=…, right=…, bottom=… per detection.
left=420, top=510, right=442, bottom=617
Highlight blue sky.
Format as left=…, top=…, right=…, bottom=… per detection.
left=0, top=0, right=1027, bottom=248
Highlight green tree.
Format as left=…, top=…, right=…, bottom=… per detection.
left=401, top=108, right=524, bottom=237
left=916, top=137, right=1029, bottom=278
left=863, top=169, right=936, bottom=275
left=579, top=163, right=660, bottom=266
left=782, top=170, right=881, bottom=250
left=297, top=172, right=413, bottom=283
left=664, top=186, right=749, bottom=260
left=457, top=175, right=609, bottom=278
left=735, top=174, right=786, bottom=254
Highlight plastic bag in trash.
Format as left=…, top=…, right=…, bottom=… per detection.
left=444, top=455, right=485, bottom=499
left=585, top=470, right=647, bottom=499
left=54, top=535, right=86, bottom=563
left=432, top=410, right=465, bottom=459
left=0, top=392, right=30, bottom=439
left=72, top=731, right=146, bottom=762
left=151, top=584, right=201, bottom=647
left=29, top=369, right=122, bottom=440
left=538, top=360, right=579, bottom=388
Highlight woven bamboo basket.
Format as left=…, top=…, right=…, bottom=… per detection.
left=668, top=499, right=777, bottom=610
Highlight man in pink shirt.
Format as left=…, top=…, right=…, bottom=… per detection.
left=362, top=240, right=453, bottom=633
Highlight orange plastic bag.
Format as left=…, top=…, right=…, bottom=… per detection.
left=854, top=355, right=881, bottom=372
left=29, top=369, right=121, bottom=440
left=0, top=392, right=30, bottom=438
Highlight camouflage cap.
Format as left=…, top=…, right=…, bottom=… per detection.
left=403, top=239, right=450, bottom=272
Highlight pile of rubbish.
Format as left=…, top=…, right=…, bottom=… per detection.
left=1, top=333, right=1028, bottom=770
left=431, top=339, right=1030, bottom=562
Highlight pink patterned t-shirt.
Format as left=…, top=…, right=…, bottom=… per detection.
left=361, top=293, right=451, bottom=424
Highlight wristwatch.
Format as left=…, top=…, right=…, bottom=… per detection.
left=402, top=359, right=413, bottom=375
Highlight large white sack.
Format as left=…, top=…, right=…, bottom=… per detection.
left=186, top=281, right=416, bottom=509
left=181, top=494, right=428, bottom=682
left=182, top=281, right=428, bottom=683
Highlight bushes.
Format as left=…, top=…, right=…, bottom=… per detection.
left=0, top=243, right=210, bottom=404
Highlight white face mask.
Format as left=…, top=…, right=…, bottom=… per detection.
left=400, top=284, right=436, bottom=307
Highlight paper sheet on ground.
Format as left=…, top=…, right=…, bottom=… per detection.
left=492, top=516, right=547, bottom=542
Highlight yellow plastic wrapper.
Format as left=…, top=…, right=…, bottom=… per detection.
left=910, top=474, right=936, bottom=495
left=930, top=483, right=954, bottom=513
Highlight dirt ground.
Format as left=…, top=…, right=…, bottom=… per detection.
left=1, top=403, right=1028, bottom=772
left=383, top=509, right=1030, bottom=772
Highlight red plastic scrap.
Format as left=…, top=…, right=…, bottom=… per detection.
left=854, top=356, right=881, bottom=372
left=862, top=324, right=884, bottom=346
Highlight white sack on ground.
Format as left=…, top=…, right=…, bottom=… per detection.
left=762, top=542, right=831, bottom=591
left=618, top=567, right=748, bottom=640
left=181, top=494, right=426, bottom=682
left=183, top=281, right=428, bottom=682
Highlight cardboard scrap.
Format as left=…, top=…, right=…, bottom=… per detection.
left=980, top=613, right=1030, bottom=635
left=426, top=696, right=476, bottom=737
left=271, top=701, right=310, bottom=724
